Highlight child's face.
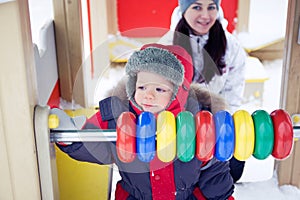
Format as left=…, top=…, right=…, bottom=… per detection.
left=134, top=71, right=174, bottom=114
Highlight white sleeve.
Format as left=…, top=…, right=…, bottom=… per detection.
left=222, top=34, right=247, bottom=113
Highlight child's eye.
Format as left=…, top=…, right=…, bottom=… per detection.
left=137, top=86, right=145, bottom=90
left=156, top=88, right=167, bottom=93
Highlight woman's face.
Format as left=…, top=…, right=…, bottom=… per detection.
left=183, top=0, right=218, bottom=35
left=134, top=71, right=174, bottom=114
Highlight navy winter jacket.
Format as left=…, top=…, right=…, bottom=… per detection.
left=57, top=84, right=234, bottom=199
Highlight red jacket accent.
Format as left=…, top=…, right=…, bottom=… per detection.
left=115, top=182, right=130, bottom=200
left=193, top=187, right=206, bottom=200
left=150, top=156, right=176, bottom=200
left=228, top=196, right=235, bottom=200
left=83, top=113, right=106, bottom=128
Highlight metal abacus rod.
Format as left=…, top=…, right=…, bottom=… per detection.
left=50, top=128, right=300, bottom=142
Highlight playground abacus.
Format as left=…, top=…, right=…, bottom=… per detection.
left=49, top=108, right=298, bottom=163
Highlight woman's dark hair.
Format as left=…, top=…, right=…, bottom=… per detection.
left=173, top=17, right=227, bottom=82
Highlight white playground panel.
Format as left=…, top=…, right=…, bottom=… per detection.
left=33, top=20, right=59, bottom=106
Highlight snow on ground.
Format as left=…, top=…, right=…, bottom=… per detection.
left=234, top=174, right=300, bottom=200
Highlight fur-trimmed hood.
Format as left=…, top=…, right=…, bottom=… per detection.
left=105, top=77, right=227, bottom=115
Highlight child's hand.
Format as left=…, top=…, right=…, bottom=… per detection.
left=50, top=108, right=86, bottom=146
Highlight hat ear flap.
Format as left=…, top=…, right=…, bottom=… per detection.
left=126, top=75, right=144, bottom=110
left=126, top=75, right=136, bottom=99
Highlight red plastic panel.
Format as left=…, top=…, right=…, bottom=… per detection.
left=47, top=80, right=60, bottom=108
left=221, top=0, right=238, bottom=33
left=117, top=0, right=178, bottom=37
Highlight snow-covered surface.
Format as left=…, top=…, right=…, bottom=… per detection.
left=236, top=0, right=288, bottom=50
left=244, top=56, right=268, bottom=80
left=240, top=59, right=283, bottom=114
left=28, top=0, right=53, bottom=48
left=234, top=174, right=300, bottom=200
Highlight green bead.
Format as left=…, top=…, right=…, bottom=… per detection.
left=176, top=111, right=195, bottom=162
left=252, top=110, right=274, bottom=160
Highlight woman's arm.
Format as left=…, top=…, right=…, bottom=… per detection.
left=222, top=33, right=247, bottom=113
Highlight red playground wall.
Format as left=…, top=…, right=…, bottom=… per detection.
left=221, top=0, right=238, bottom=33
left=117, top=0, right=178, bottom=37
left=117, top=0, right=238, bottom=37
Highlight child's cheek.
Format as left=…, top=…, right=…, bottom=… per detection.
left=134, top=92, right=142, bottom=106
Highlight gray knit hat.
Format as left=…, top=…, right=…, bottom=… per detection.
left=125, top=44, right=185, bottom=109
left=179, top=0, right=220, bottom=14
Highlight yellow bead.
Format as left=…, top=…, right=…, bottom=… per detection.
left=48, top=114, right=59, bottom=129
left=233, top=110, right=255, bottom=161
left=292, top=115, right=300, bottom=124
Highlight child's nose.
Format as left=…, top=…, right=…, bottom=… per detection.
left=144, top=89, right=155, bottom=99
